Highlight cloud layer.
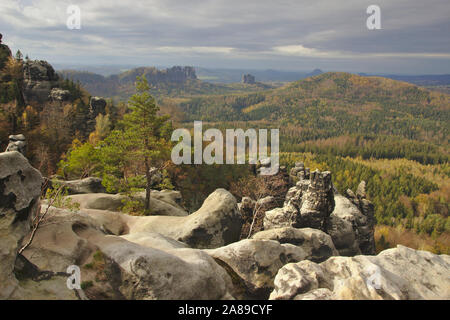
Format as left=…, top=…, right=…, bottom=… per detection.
left=1, top=0, right=449, bottom=73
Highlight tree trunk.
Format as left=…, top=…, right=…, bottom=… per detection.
left=144, top=157, right=151, bottom=214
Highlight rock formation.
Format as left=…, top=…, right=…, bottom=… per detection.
left=49, top=88, right=71, bottom=102
left=242, top=74, right=256, bottom=84
left=265, top=166, right=334, bottom=231
left=265, top=163, right=376, bottom=256
left=5, top=134, right=27, bottom=155
left=89, top=97, right=107, bottom=117
left=270, top=245, right=450, bottom=300
left=118, top=66, right=197, bottom=85
left=22, top=60, right=59, bottom=104
left=122, top=189, right=243, bottom=248
left=0, top=151, right=42, bottom=298
left=1, top=152, right=448, bottom=300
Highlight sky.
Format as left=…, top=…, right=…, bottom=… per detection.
left=1, top=0, right=450, bottom=74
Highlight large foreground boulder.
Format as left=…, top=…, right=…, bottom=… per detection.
left=270, top=245, right=450, bottom=300
left=0, top=151, right=43, bottom=299
left=22, top=207, right=235, bottom=300
left=0, top=151, right=73, bottom=300
left=125, top=189, right=242, bottom=248
left=205, top=239, right=306, bottom=299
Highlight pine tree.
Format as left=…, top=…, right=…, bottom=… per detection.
left=116, top=75, right=172, bottom=213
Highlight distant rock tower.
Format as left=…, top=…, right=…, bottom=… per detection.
left=242, top=74, right=256, bottom=84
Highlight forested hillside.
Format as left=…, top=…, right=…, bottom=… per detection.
left=169, top=72, right=450, bottom=253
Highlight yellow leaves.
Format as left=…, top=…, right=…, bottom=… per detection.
left=2, top=56, right=22, bottom=80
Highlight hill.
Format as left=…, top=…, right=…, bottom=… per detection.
left=176, top=72, right=449, bottom=149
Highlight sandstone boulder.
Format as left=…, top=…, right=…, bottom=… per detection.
left=22, top=206, right=235, bottom=300
left=270, top=245, right=450, bottom=300
left=252, top=227, right=338, bottom=262
left=0, top=151, right=43, bottom=299
left=5, top=134, right=27, bottom=155
left=205, top=239, right=306, bottom=299
left=126, top=189, right=242, bottom=248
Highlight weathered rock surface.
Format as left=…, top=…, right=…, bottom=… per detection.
left=0, top=151, right=41, bottom=298
left=205, top=239, right=306, bottom=299
left=264, top=168, right=334, bottom=231
left=5, top=134, right=27, bottom=155
left=344, top=181, right=376, bottom=255
left=326, top=194, right=374, bottom=256
left=265, top=164, right=375, bottom=257
left=22, top=207, right=235, bottom=300
left=270, top=245, right=450, bottom=300
left=126, top=189, right=242, bottom=248
left=252, top=227, right=338, bottom=262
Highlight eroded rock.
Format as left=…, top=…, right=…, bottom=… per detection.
left=270, top=245, right=450, bottom=300
left=0, top=151, right=43, bottom=299
left=252, top=227, right=338, bottom=262
left=205, top=239, right=306, bottom=299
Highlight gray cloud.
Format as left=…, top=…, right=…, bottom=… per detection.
left=1, top=0, right=449, bottom=73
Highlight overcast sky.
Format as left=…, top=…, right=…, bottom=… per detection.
left=1, top=0, right=450, bottom=74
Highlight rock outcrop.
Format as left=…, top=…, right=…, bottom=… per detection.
left=205, top=239, right=306, bottom=299
left=22, top=207, right=234, bottom=300
left=252, top=227, right=338, bottom=263
left=22, top=60, right=59, bottom=104
left=89, top=97, right=107, bottom=117
left=326, top=193, right=375, bottom=255
left=49, top=88, right=71, bottom=102
left=242, top=74, right=256, bottom=84
left=264, top=167, right=334, bottom=231
left=1, top=152, right=447, bottom=300
left=265, top=163, right=375, bottom=256
left=5, top=134, right=27, bottom=155
left=0, top=33, right=12, bottom=70
left=0, top=151, right=41, bottom=298
left=125, top=189, right=242, bottom=248
left=270, top=245, right=450, bottom=300
left=118, top=66, right=197, bottom=85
